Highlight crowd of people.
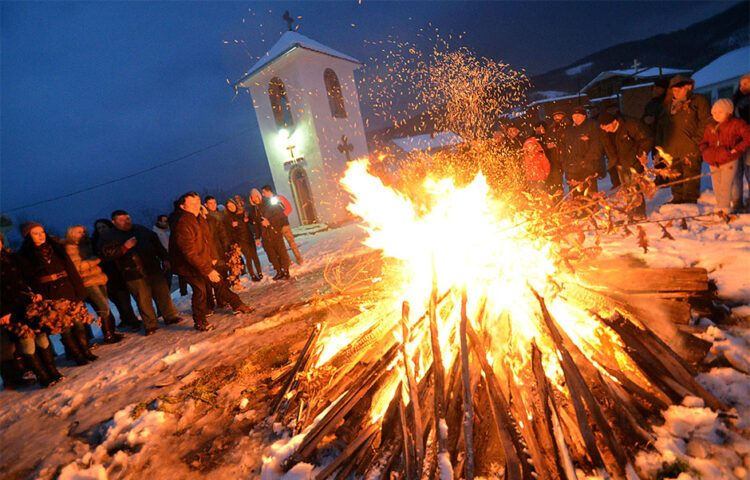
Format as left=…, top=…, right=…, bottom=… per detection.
left=502, top=73, right=750, bottom=215
left=0, top=185, right=304, bottom=390
left=3, top=73, right=750, bottom=392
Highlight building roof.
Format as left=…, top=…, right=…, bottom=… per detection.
left=580, top=67, right=691, bottom=94
left=391, top=131, right=464, bottom=153
left=620, top=82, right=655, bottom=91
left=236, top=31, right=361, bottom=86
left=528, top=92, right=587, bottom=107
left=692, top=46, right=750, bottom=89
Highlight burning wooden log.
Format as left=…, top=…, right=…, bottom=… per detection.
left=466, top=322, right=536, bottom=480
left=400, top=301, right=425, bottom=475
left=459, top=288, right=475, bottom=480
left=532, top=288, right=638, bottom=479
left=271, top=323, right=323, bottom=419
left=531, top=341, right=579, bottom=480
left=282, top=344, right=400, bottom=470
left=575, top=267, right=709, bottom=297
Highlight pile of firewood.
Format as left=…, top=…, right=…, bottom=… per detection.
left=267, top=266, right=729, bottom=479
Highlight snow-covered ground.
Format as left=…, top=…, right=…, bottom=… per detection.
left=1, top=188, right=749, bottom=480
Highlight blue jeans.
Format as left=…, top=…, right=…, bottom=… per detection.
left=18, top=333, right=50, bottom=355
left=126, top=272, right=178, bottom=330
left=86, top=284, right=111, bottom=324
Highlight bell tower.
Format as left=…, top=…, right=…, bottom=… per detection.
left=235, top=24, right=368, bottom=227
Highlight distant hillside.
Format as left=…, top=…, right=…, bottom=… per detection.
left=530, top=2, right=749, bottom=96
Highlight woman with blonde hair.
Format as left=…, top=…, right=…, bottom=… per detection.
left=65, top=225, right=124, bottom=344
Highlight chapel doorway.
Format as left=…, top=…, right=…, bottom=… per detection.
left=289, top=165, right=317, bottom=225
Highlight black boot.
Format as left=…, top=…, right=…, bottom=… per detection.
left=61, top=331, right=90, bottom=365
left=272, top=271, right=284, bottom=281
left=75, top=326, right=98, bottom=362
left=22, top=353, right=52, bottom=387
left=101, top=313, right=124, bottom=344
left=1, top=358, right=35, bottom=389
left=38, top=346, right=64, bottom=383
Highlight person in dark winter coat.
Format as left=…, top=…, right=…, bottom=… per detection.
left=98, top=210, right=181, bottom=336
left=204, top=196, right=230, bottom=262
left=170, top=192, right=254, bottom=331
left=563, top=106, right=602, bottom=196
left=599, top=113, right=653, bottom=217
left=65, top=225, right=124, bottom=344
left=655, top=75, right=712, bottom=204
left=700, top=98, right=750, bottom=213
left=223, top=199, right=262, bottom=281
left=543, top=110, right=569, bottom=193
left=261, top=185, right=303, bottom=265
left=1, top=234, right=64, bottom=388
left=249, top=189, right=291, bottom=280
left=18, top=223, right=98, bottom=367
left=732, top=73, right=750, bottom=211
left=92, top=219, right=141, bottom=332
left=641, top=79, right=668, bottom=137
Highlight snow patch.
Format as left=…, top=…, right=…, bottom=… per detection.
left=566, top=62, right=593, bottom=75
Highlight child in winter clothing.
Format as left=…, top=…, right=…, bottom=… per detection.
left=522, top=137, right=551, bottom=192
left=700, top=99, right=750, bottom=212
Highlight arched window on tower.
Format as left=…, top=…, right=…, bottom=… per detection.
left=324, top=68, right=347, bottom=118
left=269, top=77, right=294, bottom=128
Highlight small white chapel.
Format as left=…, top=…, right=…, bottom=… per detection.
left=235, top=16, right=369, bottom=227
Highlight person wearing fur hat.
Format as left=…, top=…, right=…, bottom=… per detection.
left=65, top=225, right=124, bottom=344
left=655, top=75, right=711, bottom=204
left=731, top=73, right=750, bottom=211
left=700, top=98, right=750, bottom=213
left=18, top=222, right=98, bottom=366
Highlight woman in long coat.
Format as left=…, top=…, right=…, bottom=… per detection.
left=18, top=222, right=98, bottom=365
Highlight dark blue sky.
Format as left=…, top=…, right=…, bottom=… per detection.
left=0, top=1, right=735, bottom=239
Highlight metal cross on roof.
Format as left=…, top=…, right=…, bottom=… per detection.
left=286, top=144, right=296, bottom=159
left=282, top=10, right=294, bottom=31
left=631, top=59, right=641, bottom=74
left=337, top=135, right=354, bottom=162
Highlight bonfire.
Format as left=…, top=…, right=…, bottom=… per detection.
left=259, top=42, right=733, bottom=480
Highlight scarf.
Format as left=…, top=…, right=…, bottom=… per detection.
left=37, top=242, right=54, bottom=264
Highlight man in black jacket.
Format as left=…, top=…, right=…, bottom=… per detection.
left=250, top=189, right=291, bottom=280
left=563, top=106, right=603, bottom=197
left=99, top=210, right=181, bottom=335
left=543, top=110, right=569, bottom=193
left=171, top=192, right=253, bottom=332
left=599, top=112, right=653, bottom=217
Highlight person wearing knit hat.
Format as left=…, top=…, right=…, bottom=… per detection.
left=732, top=73, right=750, bottom=211
left=20, top=221, right=43, bottom=238
left=655, top=74, right=711, bottom=204
left=699, top=98, right=750, bottom=213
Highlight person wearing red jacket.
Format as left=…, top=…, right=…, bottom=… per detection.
left=522, top=137, right=550, bottom=193
left=700, top=99, right=750, bottom=213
